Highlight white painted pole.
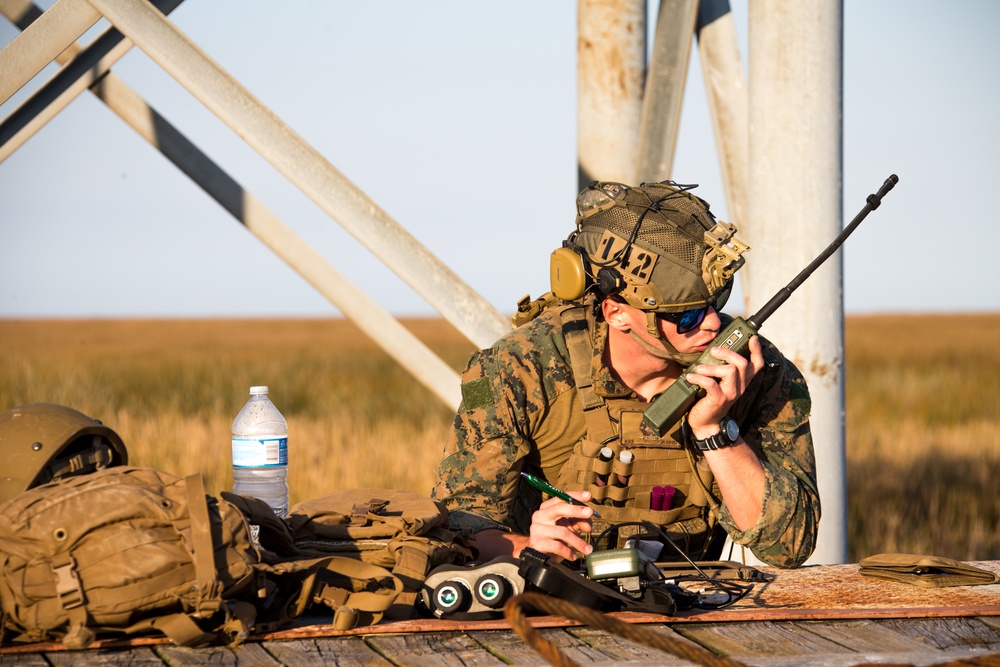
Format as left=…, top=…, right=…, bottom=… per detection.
left=0, top=0, right=462, bottom=409
left=577, top=0, right=646, bottom=188
left=695, top=0, right=750, bottom=304
left=635, top=0, right=697, bottom=183
left=748, top=1, right=846, bottom=564
left=0, top=0, right=184, bottom=163
left=83, top=0, right=509, bottom=350
left=0, top=0, right=99, bottom=105
left=94, top=73, right=462, bottom=409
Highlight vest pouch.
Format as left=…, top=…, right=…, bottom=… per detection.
left=558, top=443, right=717, bottom=554
left=556, top=439, right=608, bottom=497
left=592, top=507, right=712, bottom=555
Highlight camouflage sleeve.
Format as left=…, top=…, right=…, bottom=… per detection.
left=430, top=345, right=536, bottom=541
left=721, top=338, right=821, bottom=568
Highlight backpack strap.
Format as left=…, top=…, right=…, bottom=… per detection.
left=184, top=474, right=225, bottom=618
left=302, top=557, right=404, bottom=630
left=560, top=304, right=616, bottom=444
left=125, top=612, right=217, bottom=647
left=120, top=475, right=236, bottom=647
left=392, top=541, right=431, bottom=590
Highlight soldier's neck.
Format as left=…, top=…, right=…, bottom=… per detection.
left=604, top=326, right=683, bottom=402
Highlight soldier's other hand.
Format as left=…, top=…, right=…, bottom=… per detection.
left=526, top=491, right=595, bottom=563
left=685, top=335, right=764, bottom=437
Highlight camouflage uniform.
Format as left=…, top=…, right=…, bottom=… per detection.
left=431, top=300, right=820, bottom=568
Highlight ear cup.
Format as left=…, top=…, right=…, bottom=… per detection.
left=550, top=246, right=588, bottom=300
left=596, top=267, right=623, bottom=295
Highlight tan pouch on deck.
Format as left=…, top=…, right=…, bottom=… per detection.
left=859, top=553, right=999, bottom=588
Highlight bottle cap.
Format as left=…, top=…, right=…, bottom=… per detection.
left=618, top=451, right=634, bottom=464
left=599, top=446, right=614, bottom=462
left=250, top=386, right=269, bottom=395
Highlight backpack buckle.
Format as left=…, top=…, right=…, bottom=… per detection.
left=349, top=499, right=389, bottom=525
left=51, top=555, right=85, bottom=610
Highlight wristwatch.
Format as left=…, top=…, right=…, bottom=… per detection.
left=693, top=416, right=740, bottom=451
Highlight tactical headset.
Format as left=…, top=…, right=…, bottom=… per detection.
left=549, top=181, right=748, bottom=314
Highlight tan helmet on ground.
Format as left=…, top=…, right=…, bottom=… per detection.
left=0, top=403, right=128, bottom=505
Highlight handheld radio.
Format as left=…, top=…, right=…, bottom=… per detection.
left=642, top=174, right=899, bottom=437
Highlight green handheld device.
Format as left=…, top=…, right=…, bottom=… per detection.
left=642, top=175, right=899, bottom=437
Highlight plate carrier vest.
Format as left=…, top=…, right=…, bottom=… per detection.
left=549, top=302, right=724, bottom=559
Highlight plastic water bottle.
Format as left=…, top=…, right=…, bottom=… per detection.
left=231, top=386, right=289, bottom=517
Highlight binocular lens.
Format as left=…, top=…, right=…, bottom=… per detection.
left=433, top=581, right=470, bottom=613
left=474, top=573, right=510, bottom=609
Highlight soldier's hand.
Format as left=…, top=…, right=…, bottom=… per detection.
left=526, top=491, right=595, bottom=562
left=685, top=334, right=764, bottom=438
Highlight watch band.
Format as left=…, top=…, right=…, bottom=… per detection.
left=693, top=417, right=740, bottom=451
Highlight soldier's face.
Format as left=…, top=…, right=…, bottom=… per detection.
left=657, top=305, right=722, bottom=354
left=604, top=297, right=722, bottom=359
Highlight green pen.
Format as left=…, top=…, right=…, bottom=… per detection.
left=520, top=472, right=602, bottom=519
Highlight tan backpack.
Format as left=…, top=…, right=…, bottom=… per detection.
left=0, top=468, right=407, bottom=648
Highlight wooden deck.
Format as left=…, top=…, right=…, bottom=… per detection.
left=2, top=561, right=999, bottom=666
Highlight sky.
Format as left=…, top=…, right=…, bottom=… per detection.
left=1, top=0, right=999, bottom=320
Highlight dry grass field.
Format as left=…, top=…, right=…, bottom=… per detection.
left=2, top=314, right=998, bottom=562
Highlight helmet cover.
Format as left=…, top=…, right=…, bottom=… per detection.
left=0, top=403, right=128, bottom=504
left=570, top=181, right=749, bottom=313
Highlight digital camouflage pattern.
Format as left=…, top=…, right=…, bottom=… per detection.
left=431, top=300, right=820, bottom=568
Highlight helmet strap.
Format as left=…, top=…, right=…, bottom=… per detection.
left=626, top=315, right=703, bottom=366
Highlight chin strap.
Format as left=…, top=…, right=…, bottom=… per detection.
left=625, top=313, right=703, bottom=366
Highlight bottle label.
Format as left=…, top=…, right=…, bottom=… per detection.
left=232, top=437, right=288, bottom=468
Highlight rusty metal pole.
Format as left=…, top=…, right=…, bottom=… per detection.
left=577, top=0, right=646, bottom=189
left=748, top=1, right=846, bottom=564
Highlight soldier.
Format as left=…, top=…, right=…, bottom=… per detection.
left=432, top=180, right=819, bottom=568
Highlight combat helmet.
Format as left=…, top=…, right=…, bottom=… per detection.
left=549, top=180, right=749, bottom=361
left=0, top=403, right=128, bottom=504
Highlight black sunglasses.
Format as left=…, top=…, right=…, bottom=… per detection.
left=656, top=282, right=733, bottom=334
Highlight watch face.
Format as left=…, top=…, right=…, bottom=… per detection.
left=723, top=418, right=740, bottom=442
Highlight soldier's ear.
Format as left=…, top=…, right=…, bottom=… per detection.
left=601, top=297, right=633, bottom=333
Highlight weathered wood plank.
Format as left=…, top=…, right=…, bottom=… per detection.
left=366, top=631, right=505, bottom=667
left=471, top=625, right=706, bottom=666
left=156, top=642, right=281, bottom=666
left=263, top=638, right=393, bottom=667
left=475, top=627, right=629, bottom=665
left=468, top=628, right=592, bottom=666
left=45, top=647, right=166, bottom=666
left=735, top=647, right=1000, bottom=667
left=981, top=616, right=1000, bottom=633
left=877, top=617, right=1000, bottom=651
left=675, top=620, right=851, bottom=657
left=794, top=618, right=936, bottom=653
left=566, top=625, right=700, bottom=665
left=535, top=627, right=631, bottom=665
left=0, top=654, right=49, bottom=666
